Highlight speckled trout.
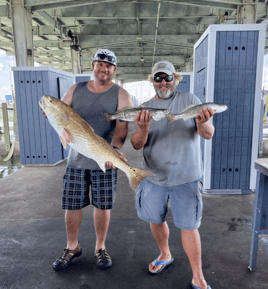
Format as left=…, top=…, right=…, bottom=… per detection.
left=103, top=106, right=170, bottom=122
left=39, top=95, right=153, bottom=190
left=166, top=102, right=228, bottom=123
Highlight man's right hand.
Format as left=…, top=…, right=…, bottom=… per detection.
left=135, top=110, right=152, bottom=130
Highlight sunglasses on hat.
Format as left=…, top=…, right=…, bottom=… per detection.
left=95, top=53, right=116, bottom=64
left=153, top=75, right=174, bottom=83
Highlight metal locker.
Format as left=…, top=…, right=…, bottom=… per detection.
left=176, top=73, right=194, bottom=93
left=193, top=24, right=265, bottom=194
left=12, top=67, right=74, bottom=165
left=74, top=74, right=94, bottom=83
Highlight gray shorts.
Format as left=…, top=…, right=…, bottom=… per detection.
left=136, top=179, right=203, bottom=230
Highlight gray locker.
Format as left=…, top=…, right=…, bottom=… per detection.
left=193, top=24, right=265, bottom=194
left=74, top=74, right=94, bottom=83
left=12, top=67, right=74, bottom=165
left=176, top=73, right=193, bottom=93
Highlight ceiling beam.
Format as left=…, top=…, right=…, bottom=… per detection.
left=27, top=0, right=119, bottom=11
left=0, top=4, right=9, bottom=17
left=79, top=35, right=200, bottom=49
left=26, top=0, right=240, bottom=11
left=35, top=10, right=69, bottom=39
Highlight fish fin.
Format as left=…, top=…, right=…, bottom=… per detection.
left=138, top=103, right=146, bottom=108
left=129, top=167, right=154, bottom=191
left=59, top=135, right=67, bottom=149
left=97, top=161, right=106, bottom=173
left=102, top=112, right=113, bottom=123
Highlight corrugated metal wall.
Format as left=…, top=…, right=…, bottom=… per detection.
left=13, top=69, right=74, bottom=165
left=176, top=75, right=190, bottom=92
left=212, top=31, right=258, bottom=191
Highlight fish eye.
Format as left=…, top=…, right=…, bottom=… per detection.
left=49, top=99, right=53, bottom=103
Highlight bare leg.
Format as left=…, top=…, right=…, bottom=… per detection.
left=148, top=222, right=172, bottom=273
left=65, top=209, right=83, bottom=250
left=94, top=207, right=111, bottom=251
left=181, top=229, right=207, bottom=289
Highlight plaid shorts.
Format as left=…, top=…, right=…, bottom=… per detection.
left=62, top=166, right=117, bottom=210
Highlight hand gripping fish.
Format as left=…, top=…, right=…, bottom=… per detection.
left=166, top=102, right=228, bottom=123
left=39, top=95, right=153, bottom=190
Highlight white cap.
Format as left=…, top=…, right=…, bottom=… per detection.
left=93, top=49, right=117, bottom=66
left=152, top=60, right=175, bottom=76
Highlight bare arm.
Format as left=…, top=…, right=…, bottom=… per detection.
left=61, top=83, right=78, bottom=106
left=105, top=87, right=132, bottom=168
left=195, top=108, right=215, bottom=139
left=111, top=87, right=133, bottom=148
left=130, top=110, right=152, bottom=150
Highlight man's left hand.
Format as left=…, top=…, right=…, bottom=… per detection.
left=195, top=108, right=215, bottom=126
left=105, top=148, right=127, bottom=170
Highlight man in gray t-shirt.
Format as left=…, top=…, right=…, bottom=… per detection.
left=131, top=61, right=215, bottom=289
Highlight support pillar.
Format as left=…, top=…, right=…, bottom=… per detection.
left=71, top=48, right=81, bottom=74
left=185, top=61, right=192, bottom=72
left=11, top=0, right=34, bottom=66
left=237, top=0, right=256, bottom=24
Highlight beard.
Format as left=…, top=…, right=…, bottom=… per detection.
left=155, top=84, right=176, bottom=99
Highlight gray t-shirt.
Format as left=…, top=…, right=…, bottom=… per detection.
left=142, top=91, right=203, bottom=186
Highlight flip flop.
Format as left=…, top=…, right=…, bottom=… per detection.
left=191, top=282, right=212, bottom=289
left=147, top=258, right=174, bottom=275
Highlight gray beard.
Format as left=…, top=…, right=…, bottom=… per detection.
left=156, top=87, right=176, bottom=99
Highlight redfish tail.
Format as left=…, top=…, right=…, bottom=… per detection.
left=129, top=167, right=154, bottom=191
left=102, top=112, right=113, bottom=123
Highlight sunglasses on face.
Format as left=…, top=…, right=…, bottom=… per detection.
left=96, top=53, right=116, bottom=63
left=153, top=75, right=174, bottom=83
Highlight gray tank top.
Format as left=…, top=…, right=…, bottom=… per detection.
left=67, top=81, right=120, bottom=170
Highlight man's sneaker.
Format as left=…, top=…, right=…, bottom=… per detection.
left=94, top=248, right=112, bottom=270
left=53, top=244, right=82, bottom=271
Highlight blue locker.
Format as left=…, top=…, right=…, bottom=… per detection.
left=176, top=75, right=190, bottom=92
left=193, top=24, right=265, bottom=194
left=12, top=67, right=74, bottom=165
left=74, top=74, right=94, bottom=83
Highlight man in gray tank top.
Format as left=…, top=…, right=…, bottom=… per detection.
left=131, top=61, right=214, bottom=289
left=52, top=49, right=133, bottom=272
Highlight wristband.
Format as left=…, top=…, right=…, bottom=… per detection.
left=113, top=146, right=120, bottom=150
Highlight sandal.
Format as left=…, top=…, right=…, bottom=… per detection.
left=53, top=243, right=82, bottom=271
left=147, top=258, right=174, bottom=275
left=94, top=248, right=112, bottom=270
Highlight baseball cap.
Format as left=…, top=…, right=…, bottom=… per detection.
left=152, top=60, right=176, bottom=76
left=93, top=49, right=117, bottom=66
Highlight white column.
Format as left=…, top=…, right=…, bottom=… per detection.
left=11, top=0, right=34, bottom=66
left=71, top=48, right=81, bottom=74
left=237, top=0, right=256, bottom=24
left=185, top=61, right=192, bottom=72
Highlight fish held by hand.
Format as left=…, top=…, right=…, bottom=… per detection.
left=166, top=102, right=228, bottom=123
left=39, top=95, right=153, bottom=190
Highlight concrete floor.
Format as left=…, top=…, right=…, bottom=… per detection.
left=1, top=123, right=268, bottom=289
